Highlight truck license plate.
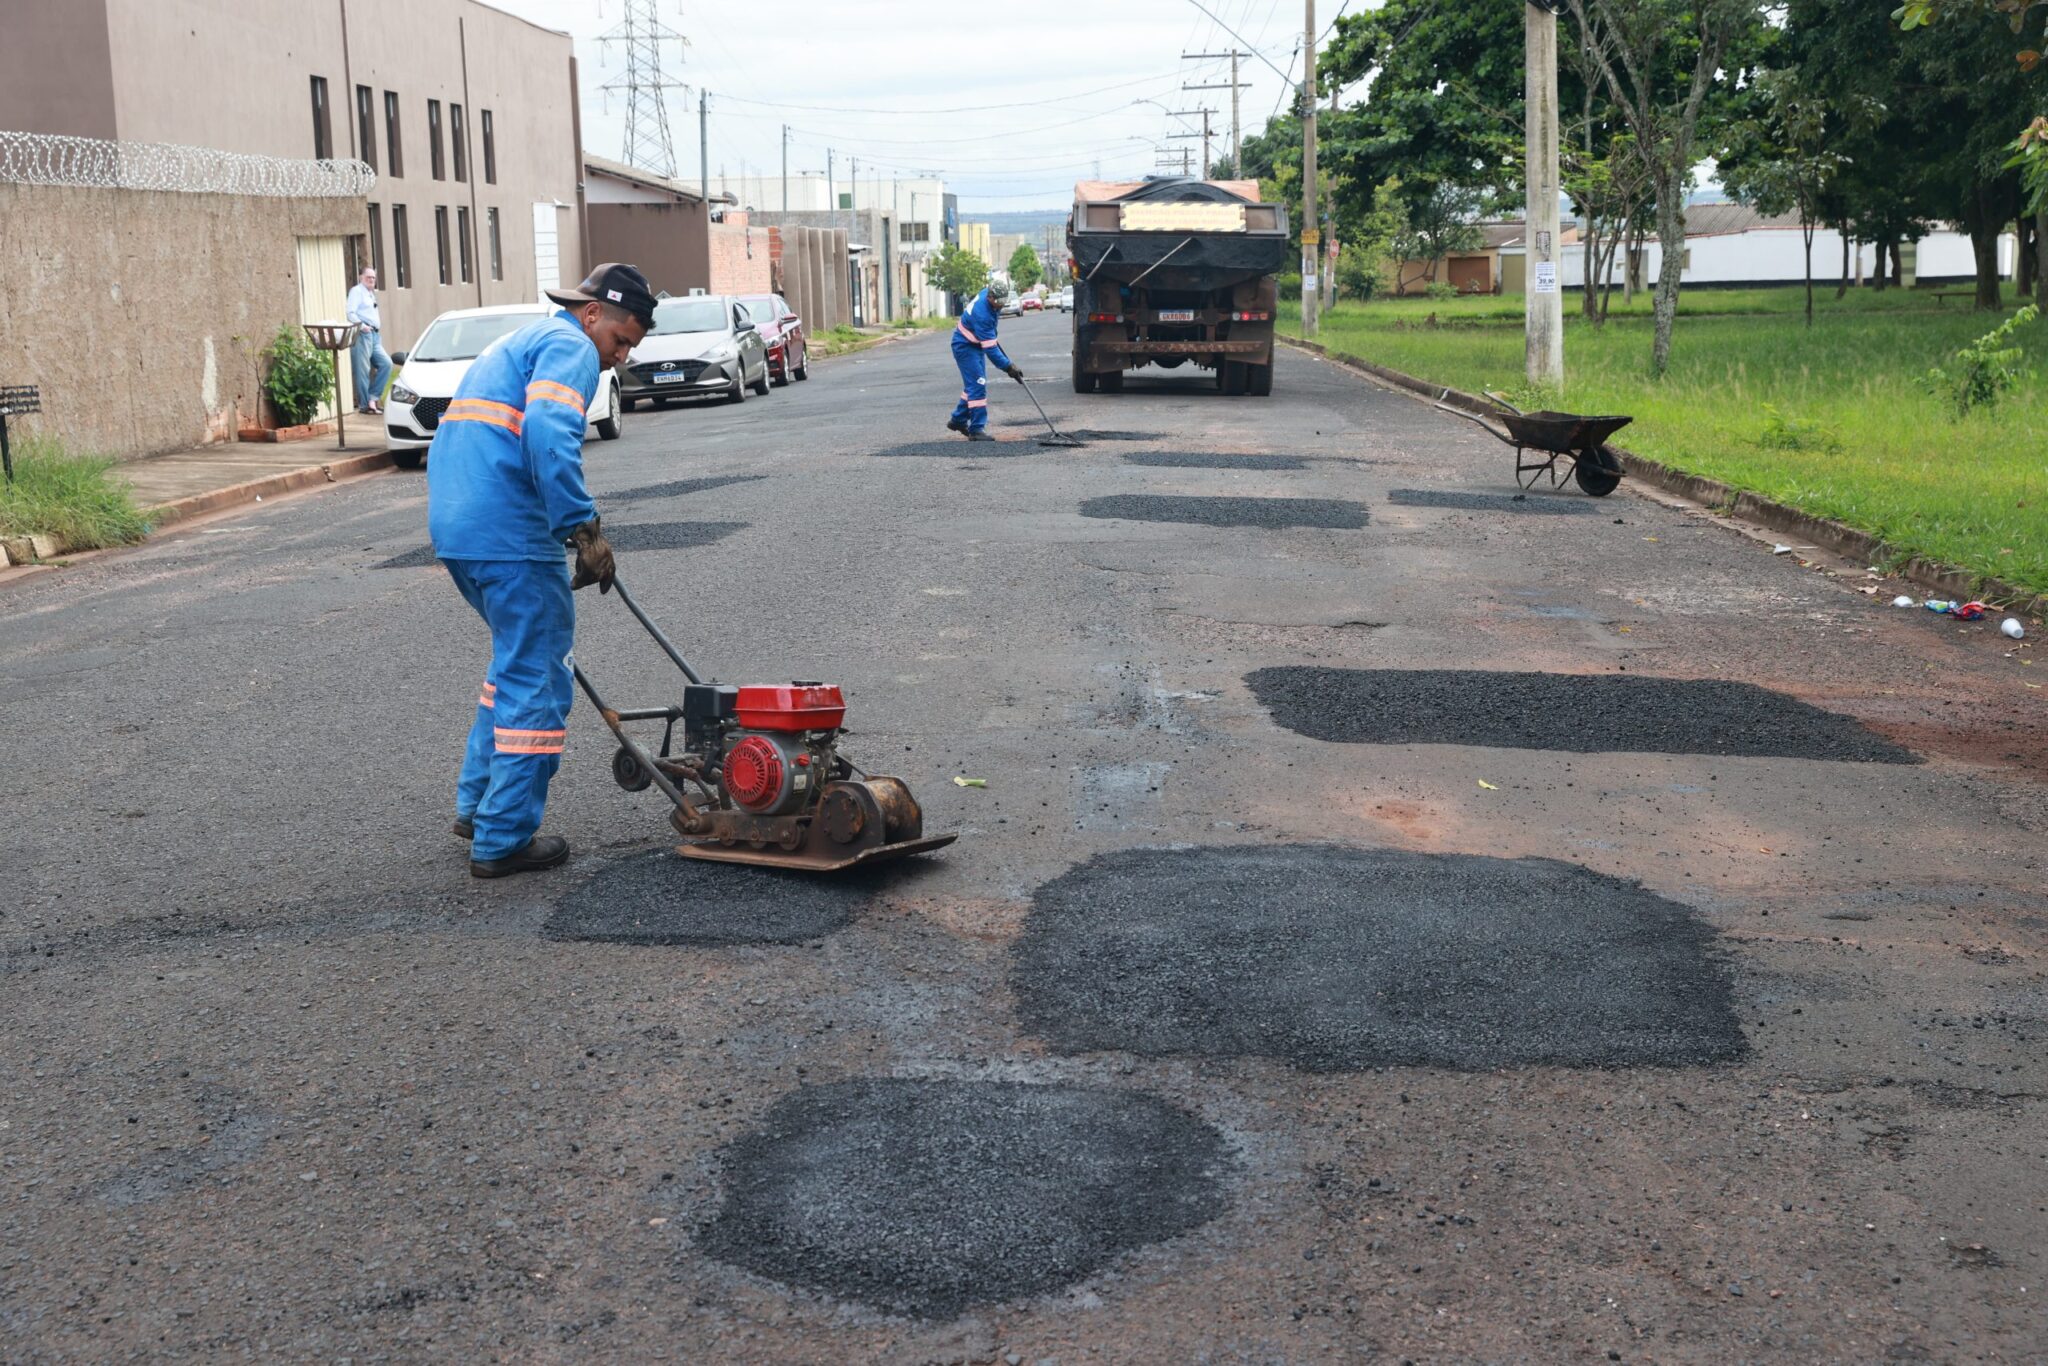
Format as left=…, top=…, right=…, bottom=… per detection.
left=1158, top=309, right=1195, bottom=322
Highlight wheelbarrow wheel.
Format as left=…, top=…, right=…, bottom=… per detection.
left=612, top=745, right=654, bottom=792
left=1574, top=447, right=1623, bottom=497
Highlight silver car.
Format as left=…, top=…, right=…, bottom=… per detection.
left=619, top=294, right=772, bottom=408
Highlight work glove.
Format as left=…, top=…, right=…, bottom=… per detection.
left=1005, top=363, right=1024, bottom=381
left=567, top=518, right=615, bottom=594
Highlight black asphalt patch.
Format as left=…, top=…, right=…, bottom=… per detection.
left=1246, top=666, right=1919, bottom=763
left=1389, top=487, right=1595, bottom=514
left=1122, top=452, right=1308, bottom=471
left=1012, top=844, right=1749, bottom=1072
left=871, top=441, right=1034, bottom=458
left=375, top=521, right=746, bottom=570
left=698, top=1079, right=1228, bottom=1318
left=1080, top=494, right=1367, bottom=530
left=543, top=850, right=887, bottom=945
left=603, top=474, right=767, bottom=503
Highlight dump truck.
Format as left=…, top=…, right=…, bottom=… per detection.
left=1067, top=177, right=1290, bottom=396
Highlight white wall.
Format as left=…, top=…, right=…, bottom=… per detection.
left=1558, top=226, right=2017, bottom=289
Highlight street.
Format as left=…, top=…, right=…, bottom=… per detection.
left=4, top=312, right=2044, bottom=1360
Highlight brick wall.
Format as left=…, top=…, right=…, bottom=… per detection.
left=708, top=212, right=772, bottom=294
left=0, top=183, right=363, bottom=460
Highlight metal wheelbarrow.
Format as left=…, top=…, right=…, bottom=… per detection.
left=1434, top=390, right=1633, bottom=497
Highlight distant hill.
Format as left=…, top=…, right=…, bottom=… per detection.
left=972, top=209, right=1069, bottom=235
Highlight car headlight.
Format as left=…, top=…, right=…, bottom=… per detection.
left=390, top=382, right=419, bottom=405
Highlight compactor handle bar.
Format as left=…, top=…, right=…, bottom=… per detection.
left=609, top=574, right=702, bottom=685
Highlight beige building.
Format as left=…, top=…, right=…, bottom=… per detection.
left=0, top=0, right=587, bottom=353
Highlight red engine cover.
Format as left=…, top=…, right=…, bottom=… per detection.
left=723, top=735, right=786, bottom=810
left=734, top=684, right=845, bottom=732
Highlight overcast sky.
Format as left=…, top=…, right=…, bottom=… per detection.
left=482, top=0, right=1326, bottom=211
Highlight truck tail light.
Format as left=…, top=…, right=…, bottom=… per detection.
left=1230, top=311, right=1272, bottom=321
left=1088, top=312, right=1124, bottom=323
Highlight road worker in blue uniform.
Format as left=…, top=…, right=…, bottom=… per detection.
left=946, top=279, right=1022, bottom=441
left=427, top=263, right=654, bottom=878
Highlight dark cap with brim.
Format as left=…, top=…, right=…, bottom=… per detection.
left=546, top=262, right=657, bottom=327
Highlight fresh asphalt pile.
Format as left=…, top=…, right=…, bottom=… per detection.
left=1011, top=844, right=1748, bottom=1072
left=543, top=851, right=892, bottom=945
left=600, top=474, right=767, bottom=504
left=697, top=1079, right=1229, bottom=1318
left=870, top=441, right=1036, bottom=459
left=1080, top=494, right=1368, bottom=530
left=375, top=521, right=747, bottom=570
left=1247, top=667, right=1920, bottom=762
left=1387, top=488, right=1595, bottom=515
left=1122, top=452, right=1308, bottom=471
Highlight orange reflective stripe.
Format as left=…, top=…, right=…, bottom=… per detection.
left=444, top=398, right=524, bottom=435
left=494, top=725, right=566, bottom=755
left=980, top=337, right=999, bottom=349
left=965, top=398, right=987, bottom=408
left=478, top=692, right=495, bottom=709
left=955, top=319, right=975, bottom=343
left=526, top=380, right=585, bottom=414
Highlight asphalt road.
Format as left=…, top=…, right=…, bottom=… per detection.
left=4, top=313, right=2045, bottom=1361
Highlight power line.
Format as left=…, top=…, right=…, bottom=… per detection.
left=709, top=68, right=1217, bottom=117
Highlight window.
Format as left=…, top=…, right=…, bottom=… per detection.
left=451, top=103, right=466, bottom=182
left=384, top=91, right=403, bottom=177
left=434, top=206, right=451, bottom=285
left=899, top=221, right=930, bottom=243
left=427, top=99, right=444, bottom=180
left=457, top=206, right=473, bottom=283
left=366, top=203, right=385, bottom=276
left=487, top=207, right=502, bottom=280
left=354, top=86, right=375, bottom=170
left=480, top=109, right=496, bottom=184
left=391, top=204, right=411, bottom=287
left=309, top=77, right=332, bottom=159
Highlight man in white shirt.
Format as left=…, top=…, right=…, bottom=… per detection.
left=346, top=267, right=393, bottom=414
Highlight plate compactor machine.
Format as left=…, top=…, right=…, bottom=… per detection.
left=574, top=577, right=957, bottom=872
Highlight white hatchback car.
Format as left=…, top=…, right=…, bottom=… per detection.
left=385, top=303, right=622, bottom=468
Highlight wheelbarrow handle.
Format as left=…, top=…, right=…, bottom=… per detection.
left=1434, top=401, right=1517, bottom=447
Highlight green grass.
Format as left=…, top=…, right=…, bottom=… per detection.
left=0, top=434, right=154, bottom=552
left=1287, top=287, right=2048, bottom=597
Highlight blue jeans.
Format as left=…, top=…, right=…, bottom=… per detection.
left=351, top=328, right=392, bottom=409
left=442, top=557, right=577, bottom=860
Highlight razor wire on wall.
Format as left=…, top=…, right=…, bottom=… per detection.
left=0, top=131, right=374, bottom=197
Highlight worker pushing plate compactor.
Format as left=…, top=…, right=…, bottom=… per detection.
left=576, top=576, right=956, bottom=873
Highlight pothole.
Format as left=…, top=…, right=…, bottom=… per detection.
left=1080, top=495, right=1367, bottom=530
left=602, top=474, right=767, bottom=503
left=1122, top=452, right=1308, bottom=471
left=697, top=1079, right=1229, bottom=1318
left=1388, top=488, right=1595, bottom=514
left=871, top=442, right=1034, bottom=458
left=542, top=851, right=896, bottom=945
left=1246, top=666, right=1918, bottom=762
left=1012, top=844, right=1749, bottom=1072
left=376, top=521, right=747, bottom=570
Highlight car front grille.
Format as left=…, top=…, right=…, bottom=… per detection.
left=411, top=396, right=452, bottom=431
left=634, top=359, right=711, bottom=383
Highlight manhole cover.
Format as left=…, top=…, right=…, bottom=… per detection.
left=1388, top=488, right=1594, bottom=514
left=698, top=1079, right=1228, bottom=1318
left=1123, top=452, right=1308, bottom=471
left=603, top=474, right=766, bottom=503
left=1247, top=666, right=1918, bottom=762
left=376, top=521, right=746, bottom=570
left=1080, top=495, right=1367, bottom=529
left=871, top=442, right=1034, bottom=458
left=1012, top=844, right=1748, bottom=1072
left=543, top=851, right=890, bottom=945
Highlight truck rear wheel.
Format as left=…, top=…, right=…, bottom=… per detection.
left=1072, top=350, right=1096, bottom=394
left=1222, top=361, right=1248, bottom=396
left=1098, top=370, right=1124, bottom=394
left=1249, top=362, right=1274, bottom=396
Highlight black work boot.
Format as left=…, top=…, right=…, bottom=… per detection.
left=470, top=834, right=570, bottom=879
left=945, top=418, right=969, bottom=436
left=965, top=429, right=994, bottom=442
left=452, top=817, right=474, bottom=840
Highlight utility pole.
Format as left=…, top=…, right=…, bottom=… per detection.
left=1164, top=108, right=1213, bottom=178
left=826, top=147, right=835, bottom=229
left=1525, top=0, right=1563, bottom=386
left=781, top=124, right=788, bottom=212
left=698, top=89, right=708, bottom=203
left=1302, top=0, right=1319, bottom=338
left=1183, top=50, right=1250, bottom=177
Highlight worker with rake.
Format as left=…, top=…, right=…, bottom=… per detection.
left=946, top=278, right=1023, bottom=441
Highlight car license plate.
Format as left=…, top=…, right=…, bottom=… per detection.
left=651, top=371, right=687, bottom=384
left=1158, top=309, right=1195, bottom=322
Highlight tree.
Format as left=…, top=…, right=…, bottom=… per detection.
left=925, top=242, right=989, bottom=303
left=1007, top=243, right=1043, bottom=292
left=1717, top=68, right=1843, bottom=325
left=1566, top=0, right=1772, bottom=374
left=1385, top=180, right=1486, bottom=292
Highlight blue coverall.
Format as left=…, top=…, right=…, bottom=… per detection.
left=425, top=310, right=600, bottom=861
left=949, top=288, right=1016, bottom=433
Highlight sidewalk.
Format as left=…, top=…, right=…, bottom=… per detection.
left=125, top=428, right=392, bottom=530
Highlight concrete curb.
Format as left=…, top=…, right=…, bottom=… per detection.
left=1281, top=334, right=2048, bottom=618
left=144, top=447, right=395, bottom=531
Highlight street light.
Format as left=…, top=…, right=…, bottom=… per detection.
left=300, top=320, right=359, bottom=451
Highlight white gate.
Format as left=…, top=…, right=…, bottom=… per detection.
left=532, top=202, right=561, bottom=295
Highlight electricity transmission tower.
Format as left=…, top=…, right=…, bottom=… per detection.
left=598, top=0, right=689, bottom=178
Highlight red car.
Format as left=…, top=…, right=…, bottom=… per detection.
left=739, top=294, right=810, bottom=385
left=1021, top=295, right=1044, bottom=311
